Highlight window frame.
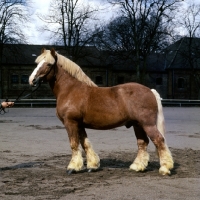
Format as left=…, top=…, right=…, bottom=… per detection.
left=11, top=74, right=19, bottom=84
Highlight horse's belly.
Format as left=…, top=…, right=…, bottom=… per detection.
left=83, top=122, right=125, bottom=130
left=83, top=113, right=128, bottom=130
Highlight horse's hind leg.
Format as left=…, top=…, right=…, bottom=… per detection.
left=143, top=125, right=174, bottom=175
left=79, top=128, right=100, bottom=171
left=64, top=120, right=84, bottom=173
left=130, top=125, right=150, bottom=172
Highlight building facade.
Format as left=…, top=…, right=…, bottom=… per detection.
left=165, top=37, right=200, bottom=99
left=0, top=38, right=200, bottom=100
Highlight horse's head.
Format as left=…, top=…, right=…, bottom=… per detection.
left=29, top=48, right=57, bottom=86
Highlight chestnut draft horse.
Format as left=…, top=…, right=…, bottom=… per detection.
left=29, top=48, right=173, bottom=175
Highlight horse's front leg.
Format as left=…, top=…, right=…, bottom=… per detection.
left=64, top=120, right=84, bottom=174
left=79, top=128, right=100, bottom=172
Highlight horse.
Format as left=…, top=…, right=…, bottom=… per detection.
left=29, top=48, right=173, bottom=175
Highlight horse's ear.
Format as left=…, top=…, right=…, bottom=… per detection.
left=41, top=48, right=46, bottom=54
left=51, top=48, right=56, bottom=58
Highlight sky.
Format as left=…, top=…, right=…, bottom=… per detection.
left=26, top=0, right=54, bottom=44
left=26, top=0, right=114, bottom=45
left=26, top=0, right=200, bottom=45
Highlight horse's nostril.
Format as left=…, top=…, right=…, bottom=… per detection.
left=32, top=77, right=41, bottom=87
left=32, top=78, right=38, bottom=86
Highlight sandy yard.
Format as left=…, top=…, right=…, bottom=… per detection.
left=0, top=107, right=200, bottom=200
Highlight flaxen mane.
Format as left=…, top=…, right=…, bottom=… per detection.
left=35, top=49, right=97, bottom=87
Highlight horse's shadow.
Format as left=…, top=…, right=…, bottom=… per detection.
left=145, top=161, right=179, bottom=175
left=0, top=159, right=180, bottom=176
left=100, top=158, right=132, bottom=169
left=170, top=162, right=180, bottom=175
left=99, top=158, right=180, bottom=175
left=0, top=162, right=43, bottom=171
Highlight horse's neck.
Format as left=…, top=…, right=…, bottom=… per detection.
left=49, top=65, right=81, bottom=98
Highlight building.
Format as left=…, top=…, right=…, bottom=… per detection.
left=164, top=37, right=200, bottom=99
left=0, top=44, right=110, bottom=99
left=0, top=38, right=200, bottom=100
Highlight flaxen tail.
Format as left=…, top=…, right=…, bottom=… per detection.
left=151, top=89, right=165, bottom=137
left=151, top=89, right=174, bottom=174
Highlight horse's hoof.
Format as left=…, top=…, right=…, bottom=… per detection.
left=88, top=168, right=99, bottom=173
left=67, top=169, right=76, bottom=175
left=159, top=166, right=171, bottom=175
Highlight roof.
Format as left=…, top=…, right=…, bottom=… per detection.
left=146, top=53, right=166, bottom=72
left=1, top=44, right=105, bottom=67
left=2, top=37, right=200, bottom=70
left=110, top=53, right=166, bottom=72
left=164, top=37, right=200, bottom=70
left=2, top=44, right=44, bottom=65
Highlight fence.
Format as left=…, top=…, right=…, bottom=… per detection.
left=161, top=99, right=200, bottom=107
left=2, top=98, right=200, bottom=107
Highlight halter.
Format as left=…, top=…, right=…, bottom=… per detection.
left=33, top=55, right=57, bottom=85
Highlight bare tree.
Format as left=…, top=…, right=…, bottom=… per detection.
left=100, top=0, right=185, bottom=83
left=178, top=1, right=200, bottom=38
left=38, top=0, right=99, bottom=61
left=0, top=0, right=30, bottom=45
left=0, top=0, right=31, bottom=98
left=176, top=2, right=200, bottom=96
left=94, top=16, right=134, bottom=51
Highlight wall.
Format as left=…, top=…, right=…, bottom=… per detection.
left=2, top=63, right=199, bottom=100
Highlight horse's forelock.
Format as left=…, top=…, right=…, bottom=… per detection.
left=35, top=50, right=55, bottom=65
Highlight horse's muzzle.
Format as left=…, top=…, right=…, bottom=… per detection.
left=32, top=77, right=41, bottom=87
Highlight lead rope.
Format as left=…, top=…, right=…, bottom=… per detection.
left=0, top=83, right=41, bottom=114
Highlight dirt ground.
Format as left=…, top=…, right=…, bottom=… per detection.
left=0, top=107, right=200, bottom=200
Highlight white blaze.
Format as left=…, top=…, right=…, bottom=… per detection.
left=29, top=59, right=45, bottom=85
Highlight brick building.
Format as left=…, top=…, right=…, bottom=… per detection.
left=0, top=38, right=200, bottom=100
left=164, top=37, right=200, bottom=99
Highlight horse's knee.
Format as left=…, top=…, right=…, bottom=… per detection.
left=152, top=135, right=165, bottom=149
left=143, top=126, right=165, bottom=146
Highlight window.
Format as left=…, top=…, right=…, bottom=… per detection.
left=117, top=76, right=124, bottom=84
left=95, top=76, right=103, bottom=84
left=178, top=77, right=185, bottom=89
left=156, top=77, right=163, bottom=85
left=11, top=75, right=19, bottom=84
left=21, top=75, right=29, bottom=84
